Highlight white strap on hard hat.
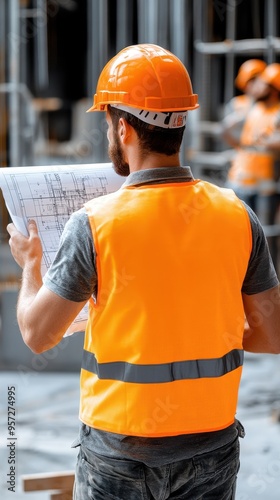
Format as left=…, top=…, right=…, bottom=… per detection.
left=111, top=104, right=188, bottom=129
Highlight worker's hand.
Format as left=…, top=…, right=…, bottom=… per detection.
left=7, top=219, right=43, bottom=270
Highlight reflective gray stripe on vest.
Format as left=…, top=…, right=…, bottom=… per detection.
left=81, top=349, right=244, bottom=383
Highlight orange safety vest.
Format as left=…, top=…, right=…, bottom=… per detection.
left=229, top=94, right=253, bottom=115
left=81, top=180, right=252, bottom=437
left=228, top=102, right=280, bottom=190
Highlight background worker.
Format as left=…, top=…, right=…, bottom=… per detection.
left=226, top=63, right=280, bottom=268
left=222, top=59, right=267, bottom=148
left=7, top=44, right=280, bottom=500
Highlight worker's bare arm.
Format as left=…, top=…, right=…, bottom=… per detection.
left=19, top=287, right=86, bottom=353
left=7, top=220, right=87, bottom=354
left=221, top=112, right=245, bottom=148
left=242, top=285, right=280, bottom=353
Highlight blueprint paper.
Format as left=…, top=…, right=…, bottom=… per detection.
left=0, top=163, right=123, bottom=335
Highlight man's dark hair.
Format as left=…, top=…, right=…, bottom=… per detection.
left=107, top=105, right=185, bottom=157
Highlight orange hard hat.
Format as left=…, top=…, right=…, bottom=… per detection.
left=235, top=59, right=267, bottom=90
left=258, top=63, right=280, bottom=91
left=87, top=44, right=199, bottom=113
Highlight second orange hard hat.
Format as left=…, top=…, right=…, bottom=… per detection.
left=235, top=59, right=267, bottom=90
left=258, top=63, right=280, bottom=92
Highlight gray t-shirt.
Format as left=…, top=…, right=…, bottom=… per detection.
left=44, top=166, right=279, bottom=466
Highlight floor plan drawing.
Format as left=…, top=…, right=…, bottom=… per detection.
left=0, top=163, right=123, bottom=333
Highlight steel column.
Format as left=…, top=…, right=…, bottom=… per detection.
left=8, top=0, right=20, bottom=167
left=224, top=0, right=237, bottom=104
left=87, top=0, right=110, bottom=162
left=170, top=0, right=193, bottom=164
left=170, top=0, right=190, bottom=64
left=193, top=0, right=212, bottom=122
left=116, top=0, right=134, bottom=52
left=0, top=0, right=7, bottom=166
left=157, top=0, right=169, bottom=48
left=137, top=0, right=161, bottom=44
left=34, top=0, right=49, bottom=90
left=265, top=0, right=277, bottom=63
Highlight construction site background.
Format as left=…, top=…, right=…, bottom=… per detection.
left=1, top=2, right=280, bottom=499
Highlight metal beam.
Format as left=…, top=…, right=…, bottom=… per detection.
left=265, top=0, right=278, bottom=63
left=34, top=0, right=49, bottom=90
left=193, top=0, right=212, bottom=122
left=8, top=0, right=20, bottom=167
left=157, top=0, right=169, bottom=48
left=0, top=0, right=7, bottom=166
left=194, top=38, right=280, bottom=55
left=116, top=0, right=134, bottom=52
left=137, top=0, right=162, bottom=44
left=87, top=0, right=110, bottom=162
left=170, top=0, right=193, bottom=164
left=170, top=0, right=190, bottom=63
left=224, top=0, right=237, bottom=104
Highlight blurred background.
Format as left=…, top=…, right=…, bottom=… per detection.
left=1, top=2, right=280, bottom=499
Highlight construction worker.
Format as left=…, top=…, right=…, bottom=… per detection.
left=7, top=44, right=280, bottom=500
left=226, top=63, right=280, bottom=267
left=222, top=59, right=267, bottom=148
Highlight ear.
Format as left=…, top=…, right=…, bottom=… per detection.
left=118, top=118, right=133, bottom=145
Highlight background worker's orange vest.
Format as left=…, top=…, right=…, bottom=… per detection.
left=81, top=180, right=252, bottom=437
left=227, top=94, right=253, bottom=115
left=228, top=102, right=280, bottom=189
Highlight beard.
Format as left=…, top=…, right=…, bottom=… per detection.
left=108, top=131, right=130, bottom=177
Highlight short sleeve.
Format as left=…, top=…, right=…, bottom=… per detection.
left=241, top=203, right=279, bottom=295
left=43, top=208, right=97, bottom=301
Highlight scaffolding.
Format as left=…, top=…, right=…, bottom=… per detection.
left=0, top=0, right=280, bottom=170
left=0, top=0, right=50, bottom=168
left=1, top=0, right=280, bottom=368
left=192, top=0, right=280, bottom=180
